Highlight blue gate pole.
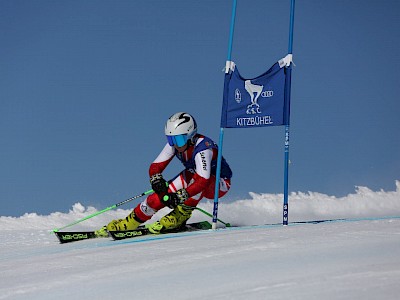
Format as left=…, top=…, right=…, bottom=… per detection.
left=283, top=0, right=295, bottom=226
left=212, top=0, right=237, bottom=230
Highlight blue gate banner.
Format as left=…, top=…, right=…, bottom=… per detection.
left=220, top=60, right=289, bottom=128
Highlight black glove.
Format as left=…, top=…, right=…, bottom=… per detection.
left=150, top=173, right=168, bottom=195
left=162, top=189, right=189, bottom=208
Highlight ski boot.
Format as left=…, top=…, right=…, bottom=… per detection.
left=106, top=211, right=141, bottom=232
left=159, top=204, right=194, bottom=231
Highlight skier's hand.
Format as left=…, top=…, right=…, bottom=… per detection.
left=150, top=173, right=168, bottom=195
left=162, top=189, right=189, bottom=208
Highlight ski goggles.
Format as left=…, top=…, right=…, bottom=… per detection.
left=166, top=134, right=188, bottom=147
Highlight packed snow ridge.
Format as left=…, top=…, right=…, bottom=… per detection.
left=1, top=181, right=399, bottom=230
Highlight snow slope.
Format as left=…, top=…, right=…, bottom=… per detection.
left=1, top=182, right=400, bottom=299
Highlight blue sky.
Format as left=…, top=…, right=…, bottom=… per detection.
left=1, top=0, right=399, bottom=217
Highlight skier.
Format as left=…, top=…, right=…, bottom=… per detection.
left=96, top=112, right=232, bottom=235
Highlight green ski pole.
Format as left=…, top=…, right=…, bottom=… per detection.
left=195, top=207, right=231, bottom=227
left=52, top=189, right=153, bottom=233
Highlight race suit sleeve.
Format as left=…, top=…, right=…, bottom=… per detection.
left=148, top=143, right=175, bottom=176
left=185, top=148, right=213, bottom=197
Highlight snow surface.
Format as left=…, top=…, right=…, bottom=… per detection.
left=1, top=182, right=400, bottom=299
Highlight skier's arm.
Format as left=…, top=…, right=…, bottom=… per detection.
left=185, top=148, right=213, bottom=197
left=149, top=143, right=175, bottom=176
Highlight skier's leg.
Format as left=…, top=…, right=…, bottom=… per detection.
left=202, top=176, right=231, bottom=199
left=98, top=191, right=164, bottom=233
left=157, top=171, right=202, bottom=231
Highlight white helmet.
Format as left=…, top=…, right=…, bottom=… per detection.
left=165, top=112, right=197, bottom=147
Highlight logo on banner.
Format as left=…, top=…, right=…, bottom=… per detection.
left=235, top=88, right=241, bottom=103
left=243, top=80, right=274, bottom=115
